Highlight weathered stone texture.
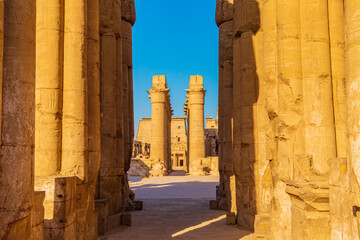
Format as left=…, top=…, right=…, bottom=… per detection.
left=217, top=0, right=360, bottom=239
left=0, top=0, right=36, bottom=238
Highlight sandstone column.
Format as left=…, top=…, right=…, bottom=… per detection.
left=121, top=0, right=136, bottom=172
left=148, top=75, right=171, bottom=174
left=186, top=75, right=206, bottom=175
left=272, top=0, right=305, bottom=238
left=345, top=0, right=360, bottom=238
left=0, top=0, right=36, bottom=238
left=61, top=0, right=88, bottom=180
left=216, top=0, right=234, bottom=211
left=87, top=0, right=101, bottom=187
left=328, top=0, right=347, bottom=159
left=86, top=0, right=101, bottom=238
left=300, top=0, right=336, bottom=175
left=35, top=0, right=63, bottom=176
left=98, top=0, right=118, bottom=216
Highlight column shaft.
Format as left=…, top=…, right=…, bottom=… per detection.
left=151, top=93, right=167, bottom=163
left=35, top=0, right=63, bottom=176
left=328, top=0, right=347, bottom=159
left=300, top=0, right=336, bottom=174
left=345, top=0, right=360, bottom=238
left=0, top=0, right=36, bottom=238
left=87, top=0, right=101, bottom=182
left=273, top=0, right=304, bottom=238
left=99, top=33, right=117, bottom=215
left=121, top=20, right=133, bottom=170
left=62, top=0, right=88, bottom=180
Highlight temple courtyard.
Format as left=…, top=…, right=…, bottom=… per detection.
left=101, top=175, right=251, bottom=240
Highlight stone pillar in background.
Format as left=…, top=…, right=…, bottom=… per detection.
left=35, top=0, right=63, bottom=176
left=0, top=0, right=36, bottom=238
left=186, top=75, right=206, bottom=175
left=148, top=75, right=171, bottom=175
left=121, top=0, right=136, bottom=173
left=215, top=0, right=234, bottom=211
left=345, top=0, right=360, bottom=238
left=61, top=0, right=88, bottom=180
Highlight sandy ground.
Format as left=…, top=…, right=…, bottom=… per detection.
left=101, top=175, right=251, bottom=240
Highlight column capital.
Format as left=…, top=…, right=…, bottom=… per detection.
left=121, top=0, right=136, bottom=26
left=216, top=0, right=234, bottom=27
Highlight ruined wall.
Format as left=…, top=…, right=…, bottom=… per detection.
left=136, top=118, right=152, bottom=144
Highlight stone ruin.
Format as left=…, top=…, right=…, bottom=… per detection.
left=130, top=75, right=220, bottom=177
left=1, top=0, right=360, bottom=239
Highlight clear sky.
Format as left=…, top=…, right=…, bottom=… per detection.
left=133, top=0, right=219, bottom=136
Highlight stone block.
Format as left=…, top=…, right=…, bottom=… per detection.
left=121, top=213, right=132, bottom=226
left=44, top=222, right=77, bottom=240
left=108, top=213, right=122, bottom=230
left=286, top=181, right=330, bottom=240
left=210, top=200, right=218, bottom=210
left=134, top=201, right=143, bottom=210
left=254, top=214, right=271, bottom=236
left=32, top=191, right=45, bottom=227
left=226, top=212, right=236, bottom=225
left=6, top=216, right=31, bottom=240
left=95, top=199, right=109, bottom=235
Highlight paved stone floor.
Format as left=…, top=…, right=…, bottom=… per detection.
left=101, top=175, right=251, bottom=240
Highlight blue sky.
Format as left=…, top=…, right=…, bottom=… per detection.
left=133, top=0, right=219, bottom=135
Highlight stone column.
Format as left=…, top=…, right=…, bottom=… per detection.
left=0, top=0, right=36, bottom=238
left=99, top=0, right=118, bottom=216
left=328, top=0, right=347, bottom=159
left=272, top=0, right=305, bottom=238
left=148, top=75, right=170, bottom=174
left=61, top=0, right=88, bottom=180
left=216, top=0, right=234, bottom=211
left=35, top=0, right=63, bottom=176
left=186, top=75, right=206, bottom=175
left=121, top=0, right=136, bottom=172
left=87, top=0, right=101, bottom=189
left=345, top=0, right=360, bottom=238
left=300, top=0, right=336, bottom=175
left=86, top=0, right=101, bottom=238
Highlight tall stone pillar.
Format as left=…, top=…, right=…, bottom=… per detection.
left=216, top=0, right=234, bottom=211
left=300, top=0, right=336, bottom=175
left=87, top=0, right=101, bottom=189
left=86, top=0, right=101, bottom=238
left=98, top=0, right=121, bottom=217
left=121, top=0, right=136, bottom=172
left=148, top=75, right=171, bottom=174
left=0, top=0, right=36, bottom=238
left=186, top=75, right=206, bottom=175
left=345, top=0, right=360, bottom=238
left=61, top=0, right=88, bottom=180
left=329, top=1, right=347, bottom=159
left=272, top=0, right=304, bottom=238
left=35, top=0, right=63, bottom=176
